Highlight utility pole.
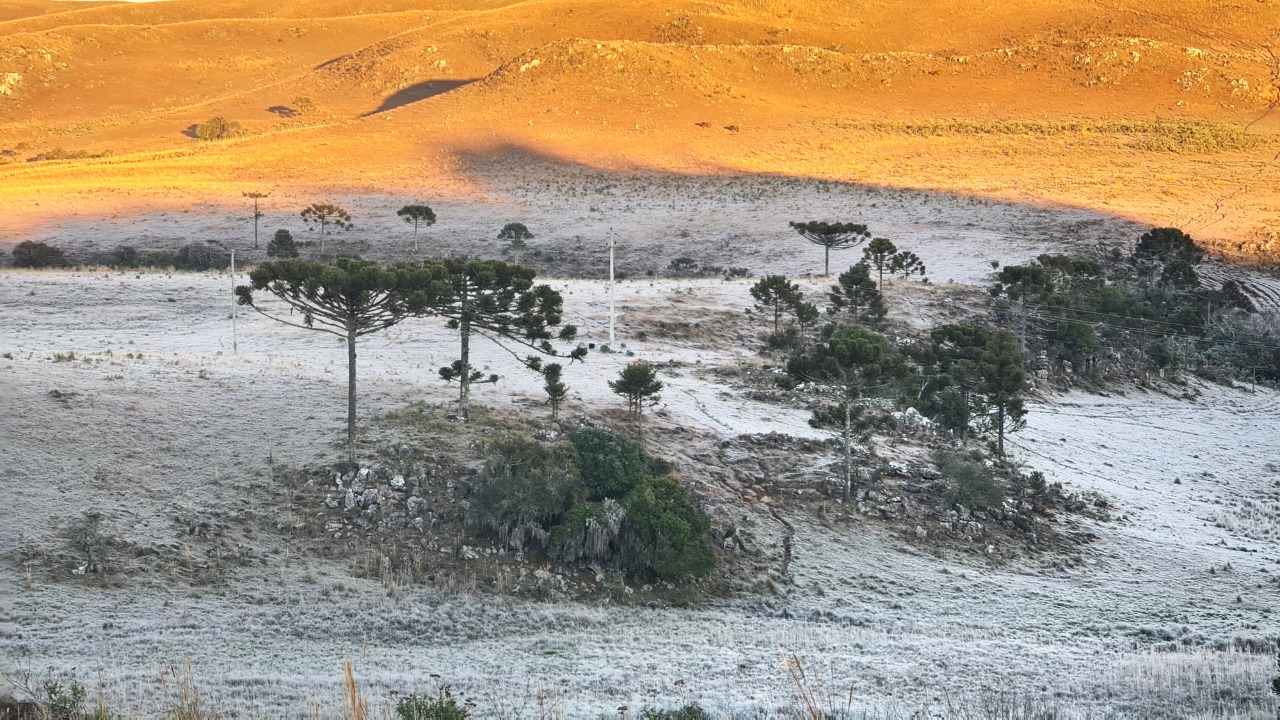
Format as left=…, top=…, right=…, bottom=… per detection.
left=231, top=249, right=239, bottom=354
left=244, top=192, right=269, bottom=249
left=607, top=227, right=616, bottom=346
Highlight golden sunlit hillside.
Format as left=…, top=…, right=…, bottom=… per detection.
left=1, top=0, right=1277, bottom=258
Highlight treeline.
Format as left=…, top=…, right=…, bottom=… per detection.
left=990, top=227, right=1278, bottom=384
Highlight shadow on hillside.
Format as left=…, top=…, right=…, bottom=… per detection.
left=365, top=79, right=480, bottom=115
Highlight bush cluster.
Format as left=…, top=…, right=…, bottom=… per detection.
left=194, top=116, right=243, bottom=141
left=11, top=240, right=66, bottom=268
left=934, top=451, right=1004, bottom=510
left=466, top=429, right=713, bottom=582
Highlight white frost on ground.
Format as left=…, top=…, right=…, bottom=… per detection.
left=1, top=259, right=1277, bottom=716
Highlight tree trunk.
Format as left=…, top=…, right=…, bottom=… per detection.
left=459, top=317, right=471, bottom=421
left=346, top=327, right=357, bottom=467
left=842, top=401, right=853, bottom=504
left=414, top=222, right=419, bottom=253
left=878, top=264, right=884, bottom=291
left=773, top=300, right=780, bottom=335
left=996, top=402, right=1005, bottom=458
left=458, top=286, right=471, bottom=421
left=824, top=246, right=830, bottom=277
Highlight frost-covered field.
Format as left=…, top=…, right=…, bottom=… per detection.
left=1, top=179, right=1278, bottom=717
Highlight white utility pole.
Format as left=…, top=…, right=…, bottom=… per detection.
left=231, top=249, right=239, bottom=354
left=607, top=228, right=616, bottom=346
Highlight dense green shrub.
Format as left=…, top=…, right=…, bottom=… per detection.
left=935, top=451, right=1004, bottom=510
left=915, top=385, right=971, bottom=435
left=470, top=431, right=712, bottom=582
left=12, top=240, right=66, bottom=268
left=569, top=429, right=653, bottom=500
left=465, top=439, right=582, bottom=553
left=617, top=475, right=714, bottom=582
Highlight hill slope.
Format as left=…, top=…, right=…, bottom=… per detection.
left=0, top=0, right=1277, bottom=259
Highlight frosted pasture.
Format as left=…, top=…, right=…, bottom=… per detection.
left=1, top=171, right=1278, bottom=716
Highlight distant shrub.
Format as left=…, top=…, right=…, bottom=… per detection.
left=28, top=147, right=95, bottom=162
left=641, top=705, right=711, bottom=720
left=465, top=438, right=582, bottom=553
left=395, top=687, right=468, bottom=720
left=267, top=229, right=299, bottom=258
left=668, top=257, right=698, bottom=274
left=617, top=475, right=714, bottom=582
left=293, top=96, right=317, bottom=115
left=96, top=246, right=176, bottom=269
left=12, top=240, right=66, bottom=268
left=173, top=243, right=230, bottom=271
left=194, top=117, right=243, bottom=141
left=935, top=451, right=1004, bottom=510
left=106, top=245, right=140, bottom=268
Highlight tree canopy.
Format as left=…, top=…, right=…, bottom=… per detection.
left=786, top=324, right=907, bottom=501
left=397, top=204, right=436, bottom=252
left=235, top=258, right=437, bottom=464
left=610, top=361, right=663, bottom=426
left=789, top=221, right=871, bottom=276
left=424, top=258, right=583, bottom=420
left=829, top=262, right=886, bottom=323
left=929, top=325, right=1027, bottom=457
left=862, top=237, right=898, bottom=290
left=750, top=275, right=817, bottom=335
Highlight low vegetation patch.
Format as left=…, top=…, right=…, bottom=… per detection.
left=11, top=240, right=67, bottom=268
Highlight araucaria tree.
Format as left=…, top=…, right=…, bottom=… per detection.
left=609, top=360, right=663, bottom=434
left=750, top=275, right=818, bottom=335
left=498, top=222, right=534, bottom=263
left=785, top=325, right=908, bottom=503
left=891, top=250, right=926, bottom=282
left=790, top=221, right=871, bottom=276
left=425, top=258, right=584, bottom=421
left=829, top=262, right=886, bottom=323
left=397, top=204, right=436, bottom=253
left=862, top=237, right=898, bottom=290
left=930, top=325, right=1027, bottom=458
left=542, top=362, right=568, bottom=420
left=300, top=203, right=354, bottom=256
left=235, top=259, right=435, bottom=465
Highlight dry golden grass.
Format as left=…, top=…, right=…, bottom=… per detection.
left=0, top=0, right=1277, bottom=259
